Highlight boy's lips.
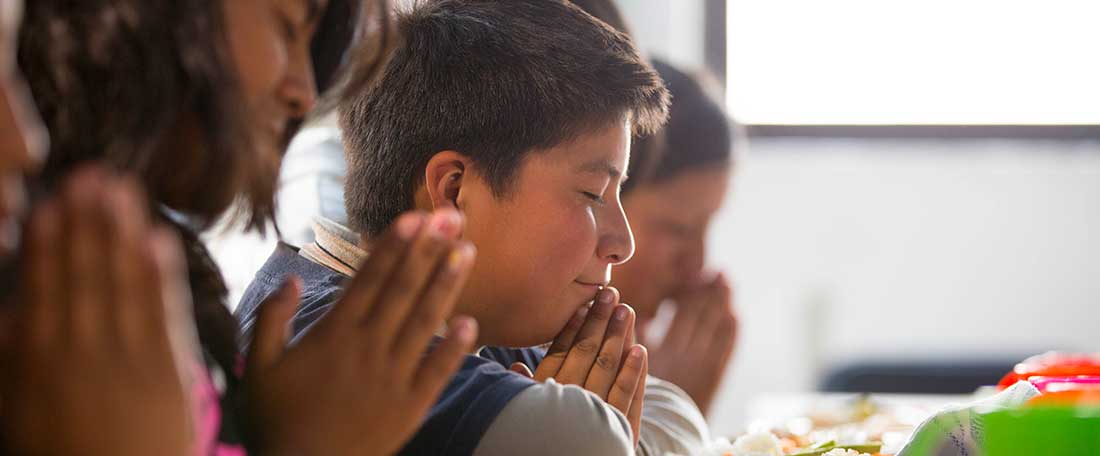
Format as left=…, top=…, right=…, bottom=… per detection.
left=573, top=279, right=607, bottom=294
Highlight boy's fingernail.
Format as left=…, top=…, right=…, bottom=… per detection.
left=453, top=317, right=478, bottom=344
left=428, top=211, right=454, bottom=238
left=597, top=288, right=614, bottom=305
left=447, top=242, right=476, bottom=272
left=395, top=214, right=423, bottom=240
left=613, top=305, right=629, bottom=321
left=629, top=345, right=644, bottom=359
left=283, top=276, right=302, bottom=294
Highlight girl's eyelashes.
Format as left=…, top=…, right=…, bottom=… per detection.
left=658, top=219, right=693, bottom=238
left=278, top=10, right=300, bottom=42
left=277, top=0, right=313, bottom=43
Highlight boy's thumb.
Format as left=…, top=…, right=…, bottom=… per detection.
left=509, top=362, right=534, bottom=379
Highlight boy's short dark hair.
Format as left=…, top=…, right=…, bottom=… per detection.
left=340, top=0, right=669, bottom=235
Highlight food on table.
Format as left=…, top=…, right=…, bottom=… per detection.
left=694, top=432, right=889, bottom=456
left=787, top=439, right=882, bottom=456
left=997, top=353, right=1100, bottom=408
left=1026, top=385, right=1100, bottom=407
left=729, top=431, right=784, bottom=456
left=1026, top=375, right=1100, bottom=394
left=819, top=450, right=870, bottom=456
left=745, top=394, right=924, bottom=453
left=998, top=352, right=1100, bottom=389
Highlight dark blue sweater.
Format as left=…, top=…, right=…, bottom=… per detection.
left=234, top=243, right=541, bottom=455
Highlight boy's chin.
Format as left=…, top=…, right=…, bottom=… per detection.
left=492, top=323, right=565, bottom=349
left=500, top=333, right=556, bottom=350
left=487, top=296, right=589, bottom=349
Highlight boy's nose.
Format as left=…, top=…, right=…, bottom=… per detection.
left=597, top=206, right=635, bottom=265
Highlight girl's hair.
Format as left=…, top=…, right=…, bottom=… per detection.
left=624, top=59, right=734, bottom=194
left=19, top=0, right=391, bottom=371
left=568, top=0, right=632, bottom=37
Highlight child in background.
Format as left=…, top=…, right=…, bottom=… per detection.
left=614, top=60, right=740, bottom=416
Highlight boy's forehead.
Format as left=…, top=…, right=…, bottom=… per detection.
left=511, top=119, right=632, bottom=187
left=545, top=119, right=632, bottom=167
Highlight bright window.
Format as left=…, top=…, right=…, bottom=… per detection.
left=726, top=0, right=1100, bottom=125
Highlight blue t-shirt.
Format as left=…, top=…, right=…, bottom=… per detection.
left=478, top=345, right=546, bottom=372
left=235, top=243, right=540, bottom=455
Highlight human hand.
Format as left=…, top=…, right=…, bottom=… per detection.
left=512, top=287, right=647, bottom=446
left=642, top=272, right=737, bottom=415
left=1, top=167, right=197, bottom=455
left=243, top=209, right=478, bottom=455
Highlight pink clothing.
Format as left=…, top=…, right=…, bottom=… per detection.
left=190, top=358, right=247, bottom=456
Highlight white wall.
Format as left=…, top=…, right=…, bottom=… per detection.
left=617, top=0, right=706, bottom=70
left=705, top=138, right=1100, bottom=436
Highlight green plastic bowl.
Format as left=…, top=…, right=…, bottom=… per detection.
left=983, top=405, right=1100, bottom=455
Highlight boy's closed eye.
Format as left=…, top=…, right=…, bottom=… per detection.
left=575, top=158, right=627, bottom=204
left=581, top=190, right=607, bottom=206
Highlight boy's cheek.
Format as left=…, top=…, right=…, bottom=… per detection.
left=482, top=200, right=604, bottom=345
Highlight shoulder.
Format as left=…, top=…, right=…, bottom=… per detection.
left=474, top=379, right=635, bottom=456
left=400, top=354, right=539, bottom=455
left=234, top=243, right=347, bottom=350
left=638, top=375, right=712, bottom=456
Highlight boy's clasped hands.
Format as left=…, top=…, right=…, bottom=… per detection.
left=510, top=287, right=648, bottom=446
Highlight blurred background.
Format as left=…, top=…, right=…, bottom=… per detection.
left=208, top=0, right=1100, bottom=437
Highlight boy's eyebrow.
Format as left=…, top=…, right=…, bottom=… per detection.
left=577, top=159, right=628, bottom=182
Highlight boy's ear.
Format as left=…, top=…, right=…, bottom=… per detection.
left=423, top=150, right=471, bottom=211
